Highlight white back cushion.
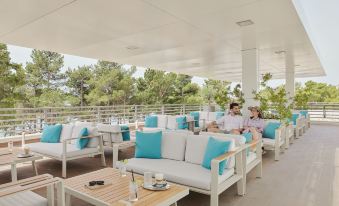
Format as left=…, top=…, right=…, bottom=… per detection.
left=208, top=112, right=217, bottom=121
left=161, top=131, right=188, bottom=161
left=97, top=124, right=122, bottom=143
left=157, top=115, right=168, bottom=128
left=199, top=112, right=208, bottom=121
left=184, top=134, right=235, bottom=168
left=60, top=124, right=74, bottom=142
left=167, top=116, right=177, bottom=130
left=86, top=126, right=100, bottom=148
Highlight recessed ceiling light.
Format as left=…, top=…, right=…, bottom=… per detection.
left=295, top=64, right=301, bottom=67
left=126, top=46, right=139, bottom=50
left=191, top=62, right=200, bottom=66
left=236, top=20, right=254, bottom=27
left=275, top=50, right=286, bottom=54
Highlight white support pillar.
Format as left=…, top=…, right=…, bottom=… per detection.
left=242, top=48, right=259, bottom=116
left=285, top=50, right=295, bottom=103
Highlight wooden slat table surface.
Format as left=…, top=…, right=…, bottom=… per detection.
left=64, top=168, right=189, bottom=206
left=0, top=147, right=42, bottom=166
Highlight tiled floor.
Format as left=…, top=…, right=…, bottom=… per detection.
left=0, top=124, right=337, bottom=206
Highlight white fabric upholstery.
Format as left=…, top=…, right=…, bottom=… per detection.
left=27, top=142, right=98, bottom=158
left=97, top=124, right=123, bottom=143
left=157, top=115, right=168, bottom=129
left=262, top=138, right=284, bottom=146
left=161, top=131, right=187, bottom=161
left=67, top=122, right=99, bottom=147
left=0, top=191, right=47, bottom=206
left=142, top=127, right=166, bottom=132
left=184, top=134, right=235, bottom=170
left=60, top=123, right=74, bottom=142
left=199, top=112, right=208, bottom=121
left=246, top=152, right=257, bottom=165
left=121, top=158, right=234, bottom=190
left=208, top=112, right=217, bottom=122
left=167, top=116, right=177, bottom=130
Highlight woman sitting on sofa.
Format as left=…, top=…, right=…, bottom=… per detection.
left=243, top=106, right=264, bottom=140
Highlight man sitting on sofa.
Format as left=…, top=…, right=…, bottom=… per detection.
left=208, top=102, right=243, bottom=134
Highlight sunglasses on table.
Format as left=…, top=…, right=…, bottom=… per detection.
left=89, top=180, right=105, bottom=186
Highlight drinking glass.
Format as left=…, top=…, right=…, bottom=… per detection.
left=129, top=181, right=138, bottom=202
left=143, top=172, right=153, bottom=187
left=119, top=164, right=127, bottom=177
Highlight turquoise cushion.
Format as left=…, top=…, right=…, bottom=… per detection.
left=242, top=132, right=253, bottom=143
left=263, top=122, right=281, bottom=139
left=216, top=112, right=225, bottom=120
left=202, top=137, right=231, bottom=175
left=76, top=128, right=89, bottom=149
left=135, top=131, right=162, bottom=159
left=176, top=116, right=188, bottom=129
left=145, top=116, right=158, bottom=128
left=190, top=112, right=200, bottom=127
left=300, top=110, right=308, bottom=118
left=290, top=113, right=300, bottom=125
left=40, top=124, right=62, bottom=143
left=120, top=125, right=130, bottom=141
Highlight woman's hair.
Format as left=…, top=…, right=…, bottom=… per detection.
left=250, top=108, right=263, bottom=119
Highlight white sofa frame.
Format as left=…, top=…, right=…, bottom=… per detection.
left=0, top=174, right=64, bottom=206
left=263, top=125, right=286, bottom=161
left=285, top=122, right=294, bottom=149
left=23, top=134, right=106, bottom=178
left=294, top=116, right=303, bottom=138
left=113, top=141, right=246, bottom=206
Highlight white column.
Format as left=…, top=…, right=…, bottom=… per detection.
left=285, top=50, right=295, bottom=102
left=242, top=48, right=259, bottom=116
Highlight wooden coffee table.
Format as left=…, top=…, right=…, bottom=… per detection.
left=0, top=147, right=42, bottom=182
left=64, top=168, right=189, bottom=206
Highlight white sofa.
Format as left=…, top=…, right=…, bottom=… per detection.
left=202, top=131, right=262, bottom=194
left=142, top=114, right=194, bottom=132
left=262, top=120, right=286, bottom=161
left=116, top=131, right=245, bottom=206
left=291, top=113, right=303, bottom=138
left=190, top=111, right=225, bottom=131
left=24, top=122, right=106, bottom=178
left=0, top=174, right=64, bottom=206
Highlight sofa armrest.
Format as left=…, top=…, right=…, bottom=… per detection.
left=242, top=139, right=261, bottom=150
left=112, top=141, right=136, bottom=168
left=61, top=134, right=102, bottom=143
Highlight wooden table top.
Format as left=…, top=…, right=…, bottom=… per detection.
left=0, top=147, right=42, bottom=166
left=64, top=168, right=189, bottom=206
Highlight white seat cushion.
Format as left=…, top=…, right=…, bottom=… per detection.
left=0, top=191, right=47, bottom=206
left=161, top=131, right=187, bottom=161
left=142, top=127, right=166, bottom=132
left=167, top=116, right=178, bottom=130
left=246, top=151, right=257, bottom=165
left=27, top=142, right=98, bottom=158
left=157, top=115, right=168, bottom=129
left=262, top=138, right=284, bottom=147
left=122, top=158, right=234, bottom=190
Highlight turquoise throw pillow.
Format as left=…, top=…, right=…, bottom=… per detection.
left=145, top=116, right=158, bottom=128
left=190, top=111, right=200, bottom=127
left=242, top=132, right=253, bottom=143
left=176, top=116, right=188, bottom=129
left=120, top=125, right=130, bottom=141
left=40, top=124, right=62, bottom=143
left=300, top=110, right=308, bottom=118
left=76, top=128, right=89, bottom=149
left=263, top=122, right=281, bottom=139
left=135, top=131, right=162, bottom=159
left=202, top=137, right=231, bottom=175
left=291, top=113, right=300, bottom=125
left=216, top=112, right=225, bottom=120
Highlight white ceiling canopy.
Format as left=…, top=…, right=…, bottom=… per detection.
left=0, top=0, right=325, bottom=81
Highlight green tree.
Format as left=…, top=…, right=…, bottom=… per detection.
left=202, top=79, right=232, bottom=110
left=66, top=65, right=92, bottom=106
left=86, top=61, right=136, bottom=105
left=0, top=44, right=25, bottom=107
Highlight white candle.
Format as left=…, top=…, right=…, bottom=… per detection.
left=155, top=173, right=163, bottom=181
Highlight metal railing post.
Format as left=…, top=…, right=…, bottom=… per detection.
left=323, top=105, right=326, bottom=118
left=134, top=105, right=138, bottom=123
left=161, top=105, right=165, bottom=115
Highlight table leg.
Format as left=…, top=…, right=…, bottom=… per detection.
left=66, top=193, right=71, bottom=206
left=11, top=163, right=17, bottom=182
left=32, top=160, right=38, bottom=176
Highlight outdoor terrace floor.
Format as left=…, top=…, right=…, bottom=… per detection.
left=0, top=124, right=337, bottom=206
